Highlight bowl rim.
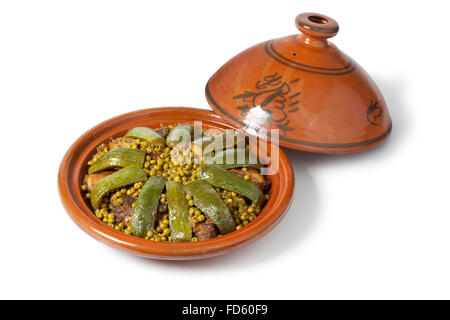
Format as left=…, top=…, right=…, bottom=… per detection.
left=58, top=107, right=294, bottom=260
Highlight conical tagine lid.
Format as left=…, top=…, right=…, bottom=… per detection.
left=206, top=12, right=392, bottom=153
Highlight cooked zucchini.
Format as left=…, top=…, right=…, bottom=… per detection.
left=184, top=180, right=235, bottom=234
left=166, top=124, right=193, bottom=146
left=131, top=176, right=167, bottom=238
left=166, top=181, right=192, bottom=242
left=90, top=167, right=147, bottom=210
left=124, top=127, right=165, bottom=145
left=197, top=165, right=264, bottom=207
left=88, top=148, right=146, bottom=174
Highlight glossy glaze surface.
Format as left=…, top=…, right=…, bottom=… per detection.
left=206, top=12, right=392, bottom=153
left=58, top=107, right=294, bottom=260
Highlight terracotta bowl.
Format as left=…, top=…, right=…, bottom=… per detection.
left=58, top=107, right=294, bottom=260
left=206, top=12, right=392, bottom=154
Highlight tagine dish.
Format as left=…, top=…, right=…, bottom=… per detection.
left=59, top=9, right=389, bottom=258
left=81, top=124, right=271, bottom=242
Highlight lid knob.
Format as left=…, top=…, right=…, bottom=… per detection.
left=295, top=12, right=339, bottom=39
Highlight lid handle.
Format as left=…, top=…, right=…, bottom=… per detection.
left=295, top=13, right=339, bottom=39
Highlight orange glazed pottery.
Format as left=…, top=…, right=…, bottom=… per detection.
left=58, top=107, right=294, bottom=260
left=59, top=12, right=390, bottom=260
left=206, top=12, right=392, bottom=153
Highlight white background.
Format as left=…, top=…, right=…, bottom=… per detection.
left=0, top=0, right=449, bottom=300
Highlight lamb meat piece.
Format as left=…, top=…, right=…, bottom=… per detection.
left=108, top=137, right=136, bottom=150
left=193, top=217, right=219, bottom=241
left=123, top=194, right=137, bottom=207
left=229, top=168, right=271, bottom=192
left=112, top=204, right=133, bottom=226
left=154, top=201, right=168, bottom=222
left=84, top=171, right=114, bottom=192
left=109, top=194, right=136, bottom=210
left=158, top=201, right=168, bottom=214
left=111, top=195, right=137, bottom=226
left=156, top=126, right=171, bottom=138
left=123, top=215, right=133, bottom=227
left=149, top=151, right=163, bottom=160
